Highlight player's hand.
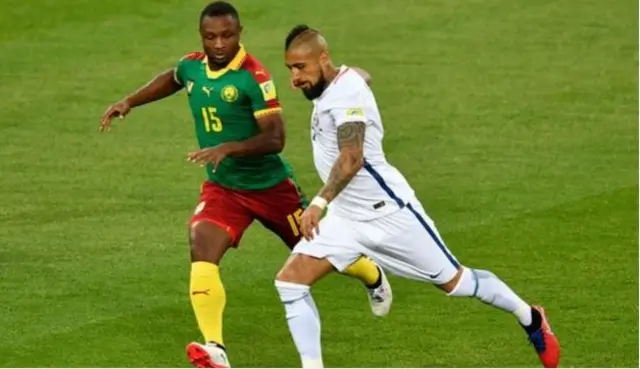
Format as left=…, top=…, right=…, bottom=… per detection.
left=300, top=205, right=322, bottom=241
left=100, top=99, right=132, bottom=132
left=187, top=143, right=238, bottom=171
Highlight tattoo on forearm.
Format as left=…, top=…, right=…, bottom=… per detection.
left=319, top=158, right=353, bottom=202
left=318, top=122, right=365, bottom=202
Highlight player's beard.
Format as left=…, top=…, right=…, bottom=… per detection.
left=301, top=74, right=327, bottom=101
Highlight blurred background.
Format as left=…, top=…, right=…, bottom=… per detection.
left=0, top=0, right=637, bottom=367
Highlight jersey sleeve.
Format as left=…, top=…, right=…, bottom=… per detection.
left=326, top=70, right=372, bottom=127
left=330, top=105, right=367, bottom=127
left=246, top=70, right=282, bottom=119
left=173, top=58, right=186, bottom=86
left=328, top=92, right=369, bottom=127
left=173, top=52, right=204, bottom=86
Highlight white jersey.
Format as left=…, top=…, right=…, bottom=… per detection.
left=310, top=65, right=415, bottom=221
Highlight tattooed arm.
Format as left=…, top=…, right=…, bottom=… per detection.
left=316, top=121, right=366, bottom=203
left=300, top=119, right=366, bottom=239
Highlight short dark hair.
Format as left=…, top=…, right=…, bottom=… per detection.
left=200, top=1, right=240, bottom=24
left=285, top=24, right=316, bottom=50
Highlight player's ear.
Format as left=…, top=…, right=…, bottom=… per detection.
left=318, top=52, right=329, bottom=67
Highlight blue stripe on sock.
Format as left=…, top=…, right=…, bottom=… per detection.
left=362, top=159, right=459, bottom=269
left=471, top=269, right=479, bottom=297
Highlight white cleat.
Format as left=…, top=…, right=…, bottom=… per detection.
left=366, top=267, right=392, bottom=317
left=186, top=342, right=231, bottom=368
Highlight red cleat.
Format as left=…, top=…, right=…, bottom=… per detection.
left=527, top=306, right=560, bottom=368
left=186, top=342, right=230, bottom=368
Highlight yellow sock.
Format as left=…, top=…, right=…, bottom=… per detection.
left=343, top=256, right=381, bottom=286
left=190, top=261, right=226, bottom=345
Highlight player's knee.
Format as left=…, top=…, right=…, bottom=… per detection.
left=275, top=263, right=302, bottom=284
left=275, top=259, right=311, bottom=305
left=275, top=254, right=333, bottom=285
left=189, top=221, right=209, bottom=250
left=443, top=267, right=479, bottom=297
left=189, top=220, right=232, bottom=263
left=274, top=279, right=310, bottom=304
left=275, top=253, right=308, bottom=283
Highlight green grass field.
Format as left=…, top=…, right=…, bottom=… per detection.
left=0, top=0, right=637, bottom=367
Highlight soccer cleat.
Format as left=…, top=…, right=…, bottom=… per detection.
left=527, top=306, right=560, bottom=368
left=186, top=342, right=231, bottom=368
left=366, top=267, right=393, bottom=317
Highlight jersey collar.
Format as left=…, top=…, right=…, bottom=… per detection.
left=203, top=44, right=247, bottom=79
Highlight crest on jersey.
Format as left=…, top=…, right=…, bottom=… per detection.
left=221, top=85, right=239, bottom=103
left=260, top=80, right=277, bottom=101
left=186, top=80, right=194, bottom=95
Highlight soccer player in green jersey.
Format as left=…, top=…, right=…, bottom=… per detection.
left=99, top=2, right=391, bottom=367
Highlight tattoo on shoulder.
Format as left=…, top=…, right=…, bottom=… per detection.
left=337, top=122, right=366, bottom=150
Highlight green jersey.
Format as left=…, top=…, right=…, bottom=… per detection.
left=173, top=46, right=289, bottom=190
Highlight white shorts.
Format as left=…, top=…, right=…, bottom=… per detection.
left=292, top=198, right=461, bottom=285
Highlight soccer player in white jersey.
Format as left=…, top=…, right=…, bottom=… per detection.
left=274, top=25, right=561, bottom=369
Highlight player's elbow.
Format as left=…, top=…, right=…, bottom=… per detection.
left=270, top=129, right=285, bottom=153
left=258, top=116, right=285, bottom=153
left=340, top=150, right=364, bottom=175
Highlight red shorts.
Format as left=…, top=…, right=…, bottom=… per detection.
left=190, top=179, right=306, bottom=249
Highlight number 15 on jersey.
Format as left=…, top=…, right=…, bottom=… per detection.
left=201, top=106, right=223, bottom=132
